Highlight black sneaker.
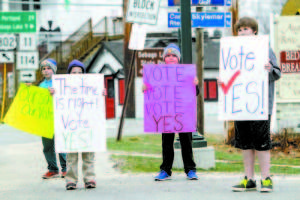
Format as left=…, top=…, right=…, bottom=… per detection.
left=232, top=176, right=257, bottom=192
left=261, top=177, right=273, bottom=192
left=66, top=182, right=77, bottom=190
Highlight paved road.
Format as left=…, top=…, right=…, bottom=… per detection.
left=1, top=124, right=299, bottom=200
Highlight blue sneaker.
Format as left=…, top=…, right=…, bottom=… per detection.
left=154, top=170, right=171, bottom=181
left=186, top=170, right=198, bottom=180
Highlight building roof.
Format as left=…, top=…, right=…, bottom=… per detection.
left=103, top=40, right=124, bottom=65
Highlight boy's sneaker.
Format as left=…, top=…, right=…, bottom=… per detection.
left=61, top=172, right=67, bottom=178
left=261, top=177, right=273, bottom=192
left=232, top=176, right=257, bottom=192
left=85, top=181, right=96, bottom=189
left=42, top=171, right=60, bottom=179
left=66, top=182, right=77, bottom=190
left=186, top=170, right=198, bottom=180
left=154, top=170, right=171, bottom=181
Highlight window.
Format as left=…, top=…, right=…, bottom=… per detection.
left=34, top=0, right=41, bottom=10
left=118, top=79, right=125, bottom=105
left=204, top=79, right=218, bottom=101
left=22, top=0, right=29, bottom=11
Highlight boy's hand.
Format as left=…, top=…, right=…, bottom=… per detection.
left=265, top=59, right=272, bottom=72
left=216, top=77, right=223, bottom=87
left=102, top=89, right=107, bottom=96
left=142, top=84, right=147, bottom=93
left=194, top=77, right=199, bottom=85
left=48, top=87, right=55, bottom=96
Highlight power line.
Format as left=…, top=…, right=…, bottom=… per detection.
left=1, top=1, right=123, bottom=7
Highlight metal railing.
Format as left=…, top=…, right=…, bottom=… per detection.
left=39, top=16, right=124, bottom=74
left=93, top=16, right=123, bottom=37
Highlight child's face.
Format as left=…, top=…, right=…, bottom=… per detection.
left=41, top=66, right=54, bottom=80
left=164, top=54, right=179, bottom=64
left=237, top=26, right=256, bottom=36
left=70, top=66, right=83, bottom=74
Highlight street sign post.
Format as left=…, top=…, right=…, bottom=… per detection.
left=168, top=0, right=231, bottom=6
left=168, top=12, right=232, bottom=28
left=0, top=52, right=14, bottom=63
left=126, top=0, right=161, bottom=25
left=0, top=34, right=17, bottom=50
left=0, top=12, right=36, bottom=33
left=16, top=51, right=38, bottom=70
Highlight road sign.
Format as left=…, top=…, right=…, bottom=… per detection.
left=168, top=0, right=231, bottom=6
left=0, top=12, right=36, bottom=33
left=136, top=48, right=164, bottom=77
left=0, top=52, right=14, bottom=63
left=19, top=33, right=37, bottom=51
left=0, top=34, right=17, bottom=50
left=168, top=12, right=232, bottom=28
left=19, top=70, right=36, bottom=82
left=16, top=52, right=38, bottom=70
left=129, top=24, right=146, bottom=50
left=126, top=0, right=161, bottom=25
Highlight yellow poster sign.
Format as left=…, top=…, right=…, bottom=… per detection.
left=3, top=84, right=54, bottom=139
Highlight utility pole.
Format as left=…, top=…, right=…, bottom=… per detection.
left=225, top=0, right=239, bottom=145
left=180, top=0, right=192, bottom=64
left=196, top=6, right=204, bottom=135
left=123, top=0, right=135, bottom=118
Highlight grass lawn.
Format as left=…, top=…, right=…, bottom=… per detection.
left=107, top=134, right=300, bottom=174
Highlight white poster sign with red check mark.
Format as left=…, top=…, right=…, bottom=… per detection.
left=218, top=35, right=269, bottom=121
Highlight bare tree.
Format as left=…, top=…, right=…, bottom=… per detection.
left=239, top=0, right=288, bottom=35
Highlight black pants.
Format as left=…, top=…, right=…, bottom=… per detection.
left=160, top=132, right=196, bottom=176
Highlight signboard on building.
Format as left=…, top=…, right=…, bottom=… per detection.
left=0, top=12, right=36, bottom=33
left=126, top=0, right=161, bottom=25
left=274, top=16, right=300, bottom=130
left=136, top=48, right=164, bottom=77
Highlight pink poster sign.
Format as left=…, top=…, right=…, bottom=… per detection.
left=143, top=64, right=197, bottom=133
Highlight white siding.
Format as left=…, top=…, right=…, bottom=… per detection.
left=89, top=49, right=123, bottom=119
left=89, top=50, right=122, bottom=74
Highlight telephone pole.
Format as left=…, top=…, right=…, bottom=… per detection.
left=180, top=0, right=192, bottom=63
left=225, top=0, right=239, bottom=145
left=123, top=0, right=136, bottom=118
left=196, top=6, right=204, bottom=135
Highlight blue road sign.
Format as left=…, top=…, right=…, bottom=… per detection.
left=168, top=0, right=231, bottom=6
left=168, top=12, right=232, bottom=28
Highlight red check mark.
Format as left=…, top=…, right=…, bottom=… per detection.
left=221, top=70, right=241, bottom=95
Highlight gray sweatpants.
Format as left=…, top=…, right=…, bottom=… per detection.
left=65, top=152, right=96, bottom=184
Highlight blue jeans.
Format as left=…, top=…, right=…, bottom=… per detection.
left=42, top=137, right=67, bottom=172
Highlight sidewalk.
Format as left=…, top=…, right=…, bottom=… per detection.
left=0, top=125, right=300, bottom=200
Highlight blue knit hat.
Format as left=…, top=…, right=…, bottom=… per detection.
left=163, top=43, right=181, bottom=61
left=67, top=59, right=86, bottom=74
left=40, top=58, right=57, bottom=73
